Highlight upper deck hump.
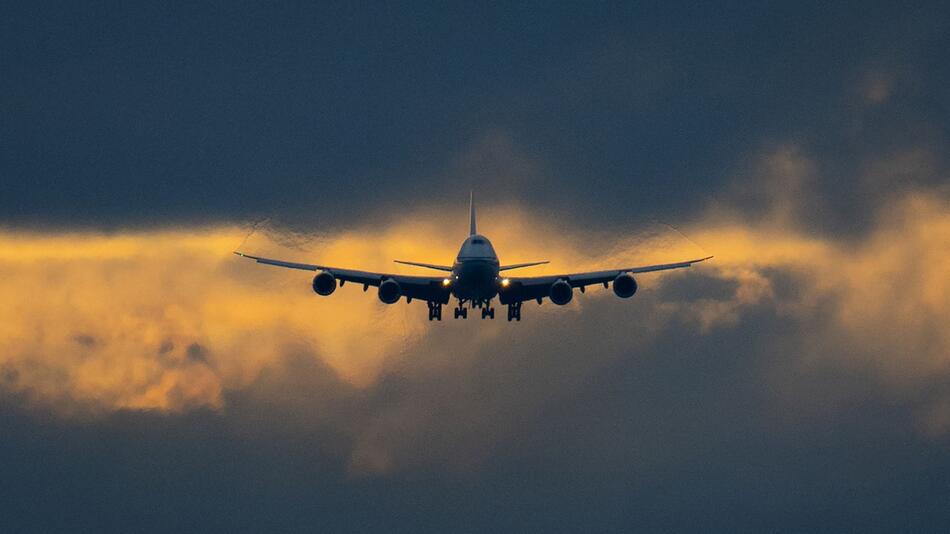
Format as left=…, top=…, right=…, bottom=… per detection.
left=456, top=234, right=498, bottom=261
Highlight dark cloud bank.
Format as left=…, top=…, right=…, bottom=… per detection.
left=4, top=295, right=950, bottom=533
left=3, top=2, right=950, bottom=533
left=2, top=2, right=946, bottom=230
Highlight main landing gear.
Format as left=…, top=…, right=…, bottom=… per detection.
left=427, top=301, right=442, bottom=321
left=451, top=299, right=496, bottom=319
left=507, top=301, right=522, bottom=322
left=473, top=299, right=495, bottom=320
left=431, top=299, right=521, bottom=321
left=441, top=299, right=523, bottom=320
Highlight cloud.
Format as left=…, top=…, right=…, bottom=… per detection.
left=3, top=3, right=950, bottom=529
left=859, top=67, right=899, bottom=105
left=1, top=144, right=948, bottom=477
left=0, top=209, right=701, bottom=416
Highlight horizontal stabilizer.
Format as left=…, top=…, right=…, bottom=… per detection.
left=498, top=261, right=549, bottom=271
left=393, top=260, right=454, bottom=272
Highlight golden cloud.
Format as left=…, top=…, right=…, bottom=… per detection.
left=0, top=206, right=710, bottom=413
left=0, top=185, right=947, bottom=452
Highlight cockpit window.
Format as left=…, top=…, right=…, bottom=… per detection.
left=471, top=238, right=485, bottom=244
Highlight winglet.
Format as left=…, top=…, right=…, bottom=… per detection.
left=469, top=191, right=477, bottom=236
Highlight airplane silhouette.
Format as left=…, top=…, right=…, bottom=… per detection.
left=235, top=194, right=711, bottom=321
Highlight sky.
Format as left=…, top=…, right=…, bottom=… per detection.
left=1, top=2, right=949, bottom=532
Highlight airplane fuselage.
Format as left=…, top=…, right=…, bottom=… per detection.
left=451, top=234, right=500, bottom=303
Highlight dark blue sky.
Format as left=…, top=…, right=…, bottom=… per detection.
left=2, top=2, right=949, bottom=533
left=3, top=2, right=946, bottom=229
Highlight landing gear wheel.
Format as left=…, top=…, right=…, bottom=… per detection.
left=427, top=302, right=442, bottom=321
left=454, top=307, right=467, bottom=319
left=481, top=307, right=495, bottom=319
left=507, top=302, right=522, bottom=321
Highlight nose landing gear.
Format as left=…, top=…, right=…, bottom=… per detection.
left=453, top=305, right=468, bottom=319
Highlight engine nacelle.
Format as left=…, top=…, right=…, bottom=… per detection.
left=378, top=278, right=402, bottom=304
left=312, top=271, right=337, bottom=296
left=549, top=279, right=573, bottom=305
left=612, top=273, right=637, bottom=298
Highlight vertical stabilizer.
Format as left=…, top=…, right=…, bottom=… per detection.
left=469, top=191, right=477, bottom=236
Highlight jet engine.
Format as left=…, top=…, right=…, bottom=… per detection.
left=549, top=279, right=573, bottom=305
left=312, top=271, right=337, bottom=296
left=378, top=278, right=402, bottom=304
left=612, top=273, right=637, bottom=298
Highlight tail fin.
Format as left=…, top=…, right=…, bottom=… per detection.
left=393, top=260, right=454, bottom=272
left=469, top=191, right=477, bottom=236
left=498, top=261, right=549, bottom=271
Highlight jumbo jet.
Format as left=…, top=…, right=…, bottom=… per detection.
left=235, top=194, right=711, bottom=321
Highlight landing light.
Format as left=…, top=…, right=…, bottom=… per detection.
left=442, top=278, right=452, bottom=287
left=501, top=278, right=510, bottom=287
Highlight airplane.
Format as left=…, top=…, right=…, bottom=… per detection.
left=234, top=194, right=712, bottom=321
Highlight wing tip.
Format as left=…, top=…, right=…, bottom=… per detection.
left=686, top=255, right=714, bottom=266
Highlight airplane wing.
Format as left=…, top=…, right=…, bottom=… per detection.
left=234, top=252, right=452, bottom=304
left=497, top=256, right=712, bottom=305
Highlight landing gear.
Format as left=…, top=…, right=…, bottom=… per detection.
left=451, top=299, right=497, bottom=320
left=427, top=301, right=442, bottom=321
left=507, top=302, right=522, bottom=321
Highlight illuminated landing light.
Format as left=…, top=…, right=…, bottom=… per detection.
left=442, top=278, right=452, bottom=287
left=501, top=278, right=510, bottom=287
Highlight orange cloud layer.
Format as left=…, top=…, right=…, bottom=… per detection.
left=0, top=191, right=947, bottom=447
left=0, top=207, right=709, bottom=411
